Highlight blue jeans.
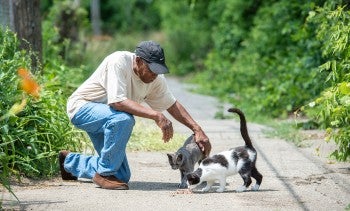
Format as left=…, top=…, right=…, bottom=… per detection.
left=64, top=102, right=135, bottom=183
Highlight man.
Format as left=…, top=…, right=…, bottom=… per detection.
left=59, top=40, right=211, bottom=190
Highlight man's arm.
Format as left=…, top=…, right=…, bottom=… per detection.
left=167, top=101, right=211, bottom=157
left=110, top=99, right=173, bottom=142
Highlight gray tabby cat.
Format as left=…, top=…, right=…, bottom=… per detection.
left=187, top=108, right=263, bottom=193
left=167, top=134, right=205, bottom=189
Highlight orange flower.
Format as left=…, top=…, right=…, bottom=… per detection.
left=17, top=68, right=40, bottom=98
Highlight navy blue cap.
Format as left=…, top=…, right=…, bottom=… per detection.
left=135, top=41, right=169, bottom=74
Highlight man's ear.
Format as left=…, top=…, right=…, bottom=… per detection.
left=136, top=56, right=146, bottom=65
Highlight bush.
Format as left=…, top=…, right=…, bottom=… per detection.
left=0, top=27, right=90, bottom=182
left=303, top=3, right=350, bottom=161
left=194, top=0, right=329, bottom=117
left=158, top=0, right=213, bottom=75
left=42, top=0, right=89, bottom=67
left=95, top=0, right=161, bottom=34
left=163, top=0, right=349, bottom=160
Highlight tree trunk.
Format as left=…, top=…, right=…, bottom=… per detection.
left=10, top=0, right=42, bottom=72
left=91, top=0, right=101, bottom=36
left=0, top=0, right=12, bottom=29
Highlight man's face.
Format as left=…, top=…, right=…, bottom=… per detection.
left=137, top=59, right=158, bottom=83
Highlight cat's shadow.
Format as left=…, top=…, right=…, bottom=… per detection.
left=129, top=181, right=180, bottom=191
left=191, top=183, right=277, bottom=194
left=192, top=188, right=277, bottom=194
left=129, top=181, right=277, bottom=193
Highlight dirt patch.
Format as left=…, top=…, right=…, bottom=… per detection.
left=293, top=175, right=326, bottom=185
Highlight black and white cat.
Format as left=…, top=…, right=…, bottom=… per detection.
left=167, top=134, right=205, bottom=189
left=187, top=108, right=263, bottom=193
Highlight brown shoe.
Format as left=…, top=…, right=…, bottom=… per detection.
left=93, top=173, right=129, bottom=190
left=58, top=150, right=77, bottom=180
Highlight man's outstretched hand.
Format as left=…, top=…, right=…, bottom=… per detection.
left=194, top=131, right=211, bottom=157
left=155, top=113, right=174, bottom=143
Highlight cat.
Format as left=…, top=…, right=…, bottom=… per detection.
left=186, top=108, right=263, bottom=193
left=167, top=134, right=205, bottom=189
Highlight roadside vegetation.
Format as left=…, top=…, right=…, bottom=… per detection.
left=0, top=0, right=349, bottom=206
left=159, top=0, right=349, bottom=162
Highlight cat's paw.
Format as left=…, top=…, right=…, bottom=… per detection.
left=251, top=184, right=260, bottom=191
left=178, top=183, right=188, bottom=189
left=201, top=187, right=210, bottom=192
left=236, top=185, right=247, bottom=192
left=216, top=188, right=225, bottom=193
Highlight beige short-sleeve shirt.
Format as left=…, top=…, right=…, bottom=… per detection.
left=66, top=51, right=176, bottom=120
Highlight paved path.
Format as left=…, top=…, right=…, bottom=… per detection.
left=2, top=77, right=349, bottom=211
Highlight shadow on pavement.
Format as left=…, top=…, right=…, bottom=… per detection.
left=129, top=181, right=179, bottom=191
left=2, top=199, right=67, bottom=211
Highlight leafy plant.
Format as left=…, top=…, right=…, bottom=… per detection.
left=160, top=0, right=348, bottom=160
left=195, top=0, right=329, bottom=117
left=303, top=3, right=350, bottom=161
left=158, top=0, right=213, bottom=75
left=0, top=23, right=90, bottom=185
left=0, top=28, right=33, bottom=202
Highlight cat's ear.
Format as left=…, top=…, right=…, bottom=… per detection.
left=167, top=153, right=173, bottom=160
left=176, top=153, right=183, bottom=163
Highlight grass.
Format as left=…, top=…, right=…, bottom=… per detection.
left=128, top=117, right=185, bottom=152
left=262, top=118, right=310, bottom=148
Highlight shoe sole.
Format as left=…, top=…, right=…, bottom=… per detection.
left=92, top=178, right=129, bottom=190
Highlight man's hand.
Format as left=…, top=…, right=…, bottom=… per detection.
left=155, top=113, right=173, bottom=142
left=194, top=131, right=211, bottom=157
left=166, top=101, right=211, bottom=156
left=110, top=100, right=174, bottom=142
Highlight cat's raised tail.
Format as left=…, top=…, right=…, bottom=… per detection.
left=228, top=108, right=253, bottom=149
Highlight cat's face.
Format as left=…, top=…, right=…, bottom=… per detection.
left=167, top=153, right=183, bottom=170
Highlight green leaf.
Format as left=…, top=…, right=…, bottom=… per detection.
left=340, top=96, right=350, bottom=106
left=339, top=82, right=350, bottom=95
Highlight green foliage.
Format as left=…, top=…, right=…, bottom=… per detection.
left=0, top=28, right=28, bottom=202
left=158, top=0, right=213, bottom=75
left=41, top=0, right=90, bottom=87
left=194, top=0, right=328, bottom=117
left=157, top=0, right=349, bottom=160
left=0, top=26, right=90, bottom=183
left=95, top=0, right=161, bottom=34
left=303, top=3, right=350, bottom=161
left=0, top=29, right=28, bottom=115
left=42, top=0, right=161, bottom=35
left=43, top=0, right=89, bottom=67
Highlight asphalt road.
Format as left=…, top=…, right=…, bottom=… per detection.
left=1, top=77, right=349, bottom=211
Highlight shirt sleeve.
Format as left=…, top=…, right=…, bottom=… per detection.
left=145, top=76, right=176, bottom=111
left=106, top=57, right=128, bottom=104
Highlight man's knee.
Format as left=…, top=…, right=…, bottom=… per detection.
left=107, top=112, right=135, bottom=130
left=118, top=113, right=135, bottom=127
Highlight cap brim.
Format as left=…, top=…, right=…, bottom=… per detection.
left=148, top=62, right=169, bottom=74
